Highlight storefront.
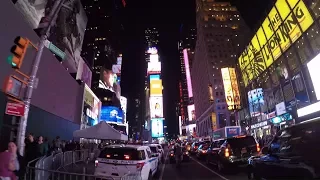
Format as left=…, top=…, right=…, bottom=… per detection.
left=80, top=84, right=101, bottom=130
left=251, top=120, right=272, bottom=139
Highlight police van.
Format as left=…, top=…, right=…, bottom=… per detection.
left=94, top=145, right=159, bottom=180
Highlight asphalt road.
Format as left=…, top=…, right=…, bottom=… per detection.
left=154, top=147, right=248, bottom=180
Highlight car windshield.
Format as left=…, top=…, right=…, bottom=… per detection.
left=99, top=147, right=144, bottom=160
left=150, top=146, right=157, bottom=153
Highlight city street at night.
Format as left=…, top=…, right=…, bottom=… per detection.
left=154, top=148, right=248, bottom=180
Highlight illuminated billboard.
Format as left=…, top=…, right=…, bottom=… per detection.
left=150, top=96, right=164, bottom=118
left=151, top=118, right=164, bottom=137
left=112, top=64, right=121, bottom=75
left=147, top=47, right=158, bottom=54
left=221, top=68, right=241, bottom=110
left=238, top=0, right=314, bottom=86
left=150, top=79, right=162, bottom=96
left=307, top=54, right=320, bottom=100
left=211, top=113, right=217, bottom=130
left=248, top=88, right=264, bottom=116
left=147, top=61, right=161, bottom=74
left=100, top=106, right=124, bottom=124
left=120, top=96, right=127, bottom=123
left=150, top=74, right=160, bottom=81
left=187, top=104, right=196, bottom=121
left=183, top=49, right=193, bottom=97
left=150, top=54, right=159, bottom=63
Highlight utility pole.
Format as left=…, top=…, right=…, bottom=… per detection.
left=17, top=0, right=66, bottom=155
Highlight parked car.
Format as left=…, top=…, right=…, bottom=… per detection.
left=248, top=118, right=320, bottom=179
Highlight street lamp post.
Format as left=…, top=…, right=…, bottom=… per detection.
left=17, top=0, right=66, bottom=155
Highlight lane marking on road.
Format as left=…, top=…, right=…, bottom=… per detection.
left=190, top=156, right=230, bottom=180
left=159, top=147, right=170, bottom=180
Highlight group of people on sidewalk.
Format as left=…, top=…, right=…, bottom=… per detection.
left=0, top=133, right=79, bottom=180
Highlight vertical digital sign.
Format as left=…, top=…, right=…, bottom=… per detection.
left=183, top=49, right=193, bottom=98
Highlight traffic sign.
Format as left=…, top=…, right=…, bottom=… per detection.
left=44, top=40, right=66, bottom=60
left=5, top=102, right=25, bottom=116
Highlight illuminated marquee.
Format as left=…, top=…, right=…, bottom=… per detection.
left=221, top=68, right=241, bottom=110
left=239, top=0, right=314, bottom=86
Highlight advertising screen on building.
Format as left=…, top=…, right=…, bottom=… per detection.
left=100, top=106, right=124, bottom=124
left=150, top=79, right=162, bottom=96
left=147, top=61, right=161, bottom=74
left=183, top=49, right=193, bottom=98
left=221, top=68, right=241, bottom=110
left=112, top=64, right=122, bottom=75
left=150, top=54, right=159, bottom=63
left=147, top=47, right=158, bottom=54
left=120, top=96, right=127, bottom=123
left=150, top=96, right=163, bottom=118
left=238, top=0, right=314, bottom=86
left=211, top=112, right=217, bottom=130
left=151, top=118, right=164, bottom=138
left=150, top=74, right=160, bottom=81
left=187, top=104, right=195, bottom=121
left=307, top=54, right=320, bottom=100
left=248, top=88, right=265, bottom=116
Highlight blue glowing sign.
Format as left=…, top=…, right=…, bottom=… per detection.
left=100, top=106, right=124, bottom=123
left=151, top=118, right=164, bottom=138
left=150, top=74, right=160, bottom=81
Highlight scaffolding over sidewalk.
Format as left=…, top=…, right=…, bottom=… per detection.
left=25, top=149, right=142, bottom=180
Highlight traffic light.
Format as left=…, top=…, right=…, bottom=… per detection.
left=8, top=36, right=29, bottom=69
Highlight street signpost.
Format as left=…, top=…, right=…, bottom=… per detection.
left=44, top=40, right=66, bottom=60
left=5, top=102, right=25, bottom=116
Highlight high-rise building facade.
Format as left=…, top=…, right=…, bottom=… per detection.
left=192, top=0, right=250, bottom=137
left=237, top=0, right=320, bottom=139
left=81, top=0, right=125, bottom=90
left=178, top=26, right=197, bottom=136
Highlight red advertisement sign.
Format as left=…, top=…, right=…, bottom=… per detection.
left=5, top=102, right=25, bottom=116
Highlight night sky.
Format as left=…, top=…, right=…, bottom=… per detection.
left=121, top=0, right=272, bottom=135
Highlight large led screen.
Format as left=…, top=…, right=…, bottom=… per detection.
left=187, top=104, right=196, bottom=121
left=120, top=96, right=127, bottom=123
left=151, top=118, right=164, bottom=138
left=248, top=88, right=265, bottom=116
left=221, top=68, right=241, bottom=110
left=238, top=0, right=314, bottom=86
left=150, top=79, right=162, bottom=96
left=150, top=54, right=159, bottom=63
left=183, top=49, right=193, bottom=98
left=100, top=106, right=124, bottom=124
left=307, top=53, right=320, bottom=100
left=147, top=61, right=161, bottom=74
left=150, top=97, right=163, bottom=118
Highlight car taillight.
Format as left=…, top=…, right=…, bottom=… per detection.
left=106, top=154, right=111, bottom=158
left=170, top=153, right=174, bottom=156
left=225, top=148, right=230, bottom=157
left=201, top=150, right=207, bottom=153
left=194, top=146, right=198, bottom=149
left=124, top=154, right=130, bottom=160
left=136, top=162, right=145, bottom=170
left=95, top=160, right=99, bottom=167
left=256, top=144, right=260, bottom=152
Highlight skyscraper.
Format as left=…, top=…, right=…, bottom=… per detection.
left=81, top=0, right=125, bottom=90
left=178, top=26, right=196, bottom=136
left=192, top=0, right=250, bottom=137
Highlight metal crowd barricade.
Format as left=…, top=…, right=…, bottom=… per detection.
left=26, top=166, right=142, bottom=180
left=63, top=151, right=74, bottom=167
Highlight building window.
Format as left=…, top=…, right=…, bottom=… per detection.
left=306, top=24, right=320, bottom=57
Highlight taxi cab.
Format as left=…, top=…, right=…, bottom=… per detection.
left=94, top=145, right=159, bottom=180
